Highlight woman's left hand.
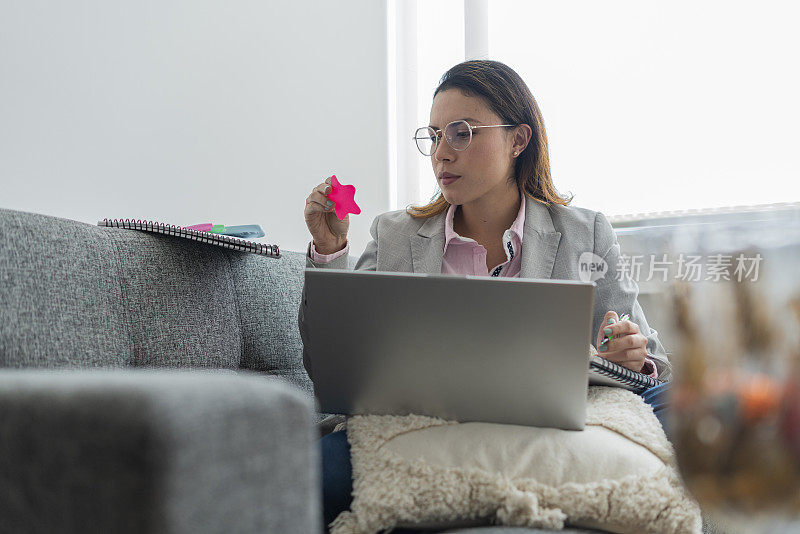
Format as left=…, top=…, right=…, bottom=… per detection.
left=595, top=311, right=648, bottom=372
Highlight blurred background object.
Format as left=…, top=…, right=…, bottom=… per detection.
left=610, top=202, right=800, bottom=533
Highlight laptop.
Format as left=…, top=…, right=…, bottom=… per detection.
left=302, top=268, right=595, bottom=430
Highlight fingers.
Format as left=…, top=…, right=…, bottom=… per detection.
left=598, top=347, right=648, bottom=372
left=606, top=319, right=640, bottom=338
left=599, top=332, right=647, bottom=354
left=305, top=178, right=336, bottom=214
left=316, top=180, right=332, bottom=194
left=603, top=310, right=619, bottom=326
left=596, top=310, right=619, bottom=347
left=304, top=195, right=333, bottom=216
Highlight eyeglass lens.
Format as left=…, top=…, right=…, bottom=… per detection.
left=414, top=127, right=436, bottom=156
left=414, top=120, right=473, bottom=156
left=445, top=121, right=472, bottom=151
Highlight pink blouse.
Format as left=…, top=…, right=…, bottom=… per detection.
left=309, top=195, right=657, bottom=377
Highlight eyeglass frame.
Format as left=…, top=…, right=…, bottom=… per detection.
left=413, top=120, right=517, bottom=156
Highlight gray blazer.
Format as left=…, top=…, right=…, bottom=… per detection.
left=299, top=198, right=672, bottom=382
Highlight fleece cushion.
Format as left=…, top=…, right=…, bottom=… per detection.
left=329, top=386, right=702, bottom=534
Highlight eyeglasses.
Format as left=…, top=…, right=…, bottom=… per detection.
left=413, top=120, right=515, bottom=156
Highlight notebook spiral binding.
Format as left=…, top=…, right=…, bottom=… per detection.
left=590, top=357, right=662, bottom=393
left=99, top=218, right=280, bottom=258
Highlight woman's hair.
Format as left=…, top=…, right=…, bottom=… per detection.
left=406, top=60, right=572, bottom=219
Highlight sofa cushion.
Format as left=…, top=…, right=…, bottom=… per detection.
left=105, top=228, right=241, bottom=369
left=1, top=207, right=327, bottom=419
left=226, top=249, right=312, bottom=397
left=0, top=209, right=131, bottom=368
left=0, top=208, right=254, bottom=371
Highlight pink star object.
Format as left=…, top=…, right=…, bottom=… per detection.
left=326, top=175, right=361, bottom=220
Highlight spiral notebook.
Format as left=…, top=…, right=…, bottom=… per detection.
left=98, top=218, right=281, bottom=258
left=589, top=353, right=664, bottom=393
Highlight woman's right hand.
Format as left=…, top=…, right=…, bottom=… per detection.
left=304, top=176, right=350, bottom=254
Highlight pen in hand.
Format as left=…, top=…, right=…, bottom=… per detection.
left=601, top=313, right=630, bottom=345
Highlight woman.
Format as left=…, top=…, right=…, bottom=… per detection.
left=300, top=60, right=671, bottom=528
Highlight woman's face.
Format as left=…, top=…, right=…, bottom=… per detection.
left=428, top=89, right=517, bottom=207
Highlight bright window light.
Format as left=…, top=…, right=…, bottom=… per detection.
left=415, top=0, right=464, bottom=208
left=487, top=0, right=800, bottom=216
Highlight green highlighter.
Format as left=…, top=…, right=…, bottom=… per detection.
left=186, top=223, right=265, bottom=238
left=210, top=224, right=265, bottom=239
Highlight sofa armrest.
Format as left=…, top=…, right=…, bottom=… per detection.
left=0, top=369, right=321, bottom=534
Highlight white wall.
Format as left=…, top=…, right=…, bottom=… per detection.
left=0, top=0, right=389, bottom=256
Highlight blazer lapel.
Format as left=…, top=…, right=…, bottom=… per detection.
left=519, top=197, right=562, bottom=280
left=407, top=197, right=562, bottom=278
left=410, top=212, right=446, bottom=274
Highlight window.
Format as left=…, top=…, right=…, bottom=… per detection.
left=392, top=1, right=800, bottom=216
left=487, top=0, right=800, bottom=216
left=389, top=0, right=464, bottom=212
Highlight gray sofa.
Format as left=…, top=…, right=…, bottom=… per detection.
left=0, top=208, right=327, bottom=533
left=2, top=207, right=724, bottom=534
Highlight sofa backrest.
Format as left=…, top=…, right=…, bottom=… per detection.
left=0, top=208, right=314, bottom=398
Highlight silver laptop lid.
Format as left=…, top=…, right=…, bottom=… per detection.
left=303, top=269, right=595, bottom=430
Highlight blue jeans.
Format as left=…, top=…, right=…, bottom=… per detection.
left=320, top=429, right=353, bottom=528
left=640, top=381, right=671, bottom=429
left=319, top=381, right=672, bottom=528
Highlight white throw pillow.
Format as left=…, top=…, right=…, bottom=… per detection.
left=329, top=386, right=701, bottom=534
